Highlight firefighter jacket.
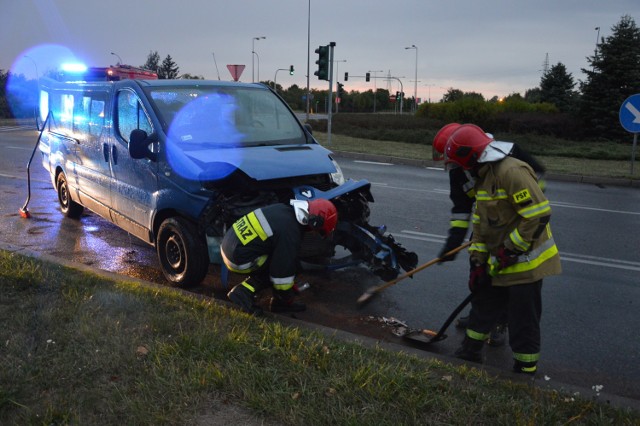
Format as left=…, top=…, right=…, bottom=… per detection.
left=221, top=203, right=302, bottom=291
left=469, top=156, right=561, bottom=286
left=446, top=143, right=546, bottom=237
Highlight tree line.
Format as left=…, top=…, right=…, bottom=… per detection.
left=2, top=15, right=638, bottom=141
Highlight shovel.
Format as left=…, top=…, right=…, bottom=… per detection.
left=357, top=241, right=472, bottom=306
left=401, top=292, right=473, bottom=344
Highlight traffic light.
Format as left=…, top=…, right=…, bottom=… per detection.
left=314, top=45, right=329, bottom=81
left=366, top=72, right=370, bottom=82
left=337, top=82, right=345, bottom=98
left=344, top=72, right=348, bottom=81
left=289, top=65, right=294, bottom=75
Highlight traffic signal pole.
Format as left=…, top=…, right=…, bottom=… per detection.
left=314, top=42, right=336, bottom=145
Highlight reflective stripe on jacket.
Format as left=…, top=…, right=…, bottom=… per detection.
left=221, top=204, right=301, bottom=290
left=470, top=157, right=561, bottom=286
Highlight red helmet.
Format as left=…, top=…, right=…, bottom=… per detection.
left=307, top=199, right=338, bottom=236
left=444, top=124, right=493, bottom=170
left=432, top=123, right=461, bottom=161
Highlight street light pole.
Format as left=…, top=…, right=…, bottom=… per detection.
left=368, top=70, right=383, bottom=113
left=405, top=45, right=418, bottom=113
left=110, top=52, right=123, bottom=65
left=252, top=36, right=266, bottom=82
left=273, top=68, right=289, bottom=93
left=306, top=0, right=311, bottom=120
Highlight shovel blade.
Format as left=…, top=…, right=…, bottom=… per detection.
left=402, top=329, right=447, bottom=344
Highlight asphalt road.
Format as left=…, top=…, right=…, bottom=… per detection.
left=2, top=126, right=639, bottom=409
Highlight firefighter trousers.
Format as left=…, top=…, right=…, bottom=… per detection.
left=467, top=280, right=543, bottom=358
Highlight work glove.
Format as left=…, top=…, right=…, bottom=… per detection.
left=496, top=246, right=520, bottom=270
left=468, top=260, right=491, bottom=293
left=438, top=227, right=467, bottom=262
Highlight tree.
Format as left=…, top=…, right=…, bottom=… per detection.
left=539, top=63, right=576, bottom=112
left=142, top=51, right=161, bottom=73
left=580, top=15, right=640, bottom=138
left=524, top=87, right=542, bottom=103
left=179, top=73, right=204, bottom=80
left=158, top=55, right=179, bottom=79
left=441, top=88, right=464, bottom=103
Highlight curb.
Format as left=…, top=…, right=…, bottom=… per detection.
left=2, top=241, right=640, bottom=413
left=332, top=151, right=640, bottom=188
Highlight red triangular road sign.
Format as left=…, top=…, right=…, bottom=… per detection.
left=226, top=64, right=246, bottom=82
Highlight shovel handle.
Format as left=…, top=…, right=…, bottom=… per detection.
left=373, top=241, right=472, bottom=292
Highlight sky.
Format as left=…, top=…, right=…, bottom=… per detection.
left=1, top=0, right=639, bottom=103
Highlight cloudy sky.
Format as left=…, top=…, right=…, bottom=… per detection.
left=2, top=0, right=638, bottom=102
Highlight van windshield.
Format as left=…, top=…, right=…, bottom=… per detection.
left=147, top=85, right=305, bottom=147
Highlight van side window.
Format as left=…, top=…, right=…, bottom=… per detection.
left=116, top=90, right=152, bottom=143
left=74, top=93, right=107, bottom=139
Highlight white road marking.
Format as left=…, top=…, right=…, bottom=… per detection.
left=395, top=230, right=640, bottom=272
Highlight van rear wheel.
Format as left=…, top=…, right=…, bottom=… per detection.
left=56, top=172, right=84, bottom=219
left=157, top=217, right=209, bottom=287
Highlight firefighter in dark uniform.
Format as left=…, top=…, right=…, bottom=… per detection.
left=221, top=198, right=338, bottom=314
left=433, top=123, right=547, bottom=346
left=443, top=124, right=561, bottom=375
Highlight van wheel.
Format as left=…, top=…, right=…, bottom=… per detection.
left=157, top=217, right=209, bottom=287
left=56, top=172, right=84, bottom=219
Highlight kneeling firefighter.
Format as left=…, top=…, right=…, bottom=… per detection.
left=221, top=198, right=338, bottom=314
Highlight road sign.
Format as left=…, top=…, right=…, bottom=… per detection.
left=226, top=64, right=245, bottom=82
left=619, top=94, right=640, bottom=133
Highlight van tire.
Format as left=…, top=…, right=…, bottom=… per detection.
left=157, top=217, right=209, bottom=287
left=56, top=172, right=84, bottom=219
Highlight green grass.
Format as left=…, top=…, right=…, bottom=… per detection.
left=314, top=132, right=640, bottom=180
left=1, top=250, right=639, bottom=425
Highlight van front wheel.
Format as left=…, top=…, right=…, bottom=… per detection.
left=157, top=217, right=209, bottom=287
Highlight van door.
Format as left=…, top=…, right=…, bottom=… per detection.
left=109, top=88, right=158, bottom=242
left=71, top=87, right=111, bottom=212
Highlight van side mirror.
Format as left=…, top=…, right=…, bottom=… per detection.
left=129, top=129, right=158, bottom=161
left=303, top=123, right=313, bottom=135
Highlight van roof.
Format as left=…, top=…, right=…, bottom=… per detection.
left=135, top=79, right=268, bottom=90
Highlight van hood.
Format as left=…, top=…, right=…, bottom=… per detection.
left=175, top=143, right=337, bottom=181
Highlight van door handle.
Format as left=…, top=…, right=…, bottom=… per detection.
left=103, top=143, right=109, bottom=162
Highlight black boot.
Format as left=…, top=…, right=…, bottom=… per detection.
left=455, top=336, right=484, bottom=363
left=487, top=323, right=507, bottom=347
left=455, top=315, right=470, bottom=329
left=227, top=281, right=260, bottom=314
left=270, top=289, right=306, bottom=313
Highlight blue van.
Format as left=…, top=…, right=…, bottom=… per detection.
left=37, top=72, right=416, bottom=287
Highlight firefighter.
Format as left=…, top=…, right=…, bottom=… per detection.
left=432, top=123, right=547, bottom=347
left=221, top=198, right=338, bottom=314
left=443, top=123, right=561, bottom=375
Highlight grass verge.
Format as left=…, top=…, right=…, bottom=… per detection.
left=1, top=250, right=639, bottom=425
left=314, top=133, right=640, bottom=181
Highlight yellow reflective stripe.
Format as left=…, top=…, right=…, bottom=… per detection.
left=476, top=189, right=507, bottom=201
left=247, top=211, right=269, bottom=241
left=470, top=243, right=487, bottom=253
left=466, top=329, right=490, bottom=341
left=451, top=220, right=470, bottom=229
left=240, top=280, right=256, bottom=293
left=466, top=188, right=476, bottom=198
left=513, top=352, right=540, bottom=363
left=509, top=228, right=530, bottom=252
left=518, top=200, right=551, bottom=219
left=489, top=239, right=558, bottom=276
left=472, top=213, right=479, bottom=225
left=221, top=250, right=268, bottom=273
left=271, top=276, right=294, bottom=291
